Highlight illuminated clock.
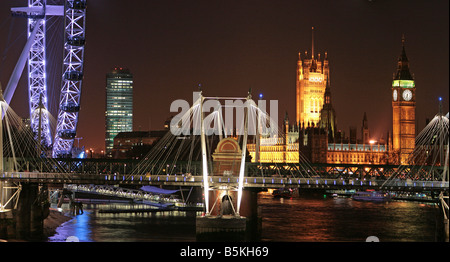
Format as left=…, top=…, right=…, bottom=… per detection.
left=402, top=90, right=412, bottom=101
left=393, top=90, right=397, bottom=101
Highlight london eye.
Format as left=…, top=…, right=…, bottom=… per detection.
left=5, top=0, right=87, bottom=158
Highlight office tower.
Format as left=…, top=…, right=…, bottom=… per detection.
left=105, top=67, right=133, bottom=157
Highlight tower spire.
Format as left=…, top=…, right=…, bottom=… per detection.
left=311, top=26, right=315, bottom=59
left=400, top=34, right=407, bottom=62
left=394, top=34, right=413, bottom=80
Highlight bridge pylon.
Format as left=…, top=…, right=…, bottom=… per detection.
left=191, top=91, right=259, bottom=240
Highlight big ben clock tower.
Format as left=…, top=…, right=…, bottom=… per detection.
left=392, top=36, right=416, bottom=164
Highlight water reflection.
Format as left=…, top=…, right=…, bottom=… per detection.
left=49, top=203, right=199, bottom=242
left=49, top=194, right=440, bottom=242
left=259, top=193, right=439, bottom=242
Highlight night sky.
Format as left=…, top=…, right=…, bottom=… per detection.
left=0, top=0, right=448, bottom=151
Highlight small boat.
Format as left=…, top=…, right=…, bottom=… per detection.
left=352, top=191, right=390, bottom=202
left=272, top=188, right=293, bottom=198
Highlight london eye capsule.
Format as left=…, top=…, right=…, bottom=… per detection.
left=66, top=36, right=85, bottom=47
left=61, top=102, right=80, bottom=113
left=68, top=0, right=87, bottom=10
left=58, top=129, right=77, bottom=140
left=64, top=70, right=83, bottom=81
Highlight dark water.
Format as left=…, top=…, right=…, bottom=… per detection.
left=259, top=193, right=440, bottom=242
left=48, top=193, right=441, bottom=242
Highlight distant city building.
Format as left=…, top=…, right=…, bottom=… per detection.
left=112, top=130, right=168, bottom=159
left=105, top=67, right=133, bottom=157
left=110, top=117, right=175, bottom=159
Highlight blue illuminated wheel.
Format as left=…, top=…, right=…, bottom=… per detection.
left=52, top=0, right=87, bottom=157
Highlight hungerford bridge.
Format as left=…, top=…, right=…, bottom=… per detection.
left=0, top=90, right=448, bottom=239
left=1, top=162, right=448, bottom=192
left=0, top=92, right=447, bottom=196
left=0, top=0, right=448, bottom=240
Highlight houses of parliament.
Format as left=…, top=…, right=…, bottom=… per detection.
left=247, top=29, right=416, bottom=165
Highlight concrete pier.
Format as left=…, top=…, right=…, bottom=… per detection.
left=444, top=218, right=449, bottom=242
left=15, top=183, right=32, bottom=239
left=196, top=188, right=261, bottom=241
left=2, top=183, right=50, bottom=240
left=196, top=215, right=247, bottom=241
left=0, top=210, right=14, bottom=240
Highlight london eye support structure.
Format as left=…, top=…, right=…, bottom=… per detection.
left=7, top=1, right=87, bottom=158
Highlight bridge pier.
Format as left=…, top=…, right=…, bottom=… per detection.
left=0, top=210, right=14, bottom=240
left=6, top=183, right=49, bottom=240
left=0, top=181, right=15, bottom=239
left=444, top=218, right=449, bottom=242
left=15, top=183, right=32, bottom=239
left=196, top=188, right=261, bottom=241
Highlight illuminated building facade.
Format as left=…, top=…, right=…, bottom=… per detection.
left=105, top=67, right=133, bottom=156
left=298, top=117, right=390, bottom=165
left=296, top=27, right=330, bottom=126
left=247, top=112, right=391, bottom=165
left=392, top=36, right=416, bottom=164
left=247, top=115, right=300, bottom=164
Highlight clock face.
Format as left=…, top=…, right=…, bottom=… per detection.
left=393, top=90, right=397, bottom=101
left=402, top=90, right=412, bottom=101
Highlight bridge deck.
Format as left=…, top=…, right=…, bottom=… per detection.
left=2, top=172, right=448, bottom=192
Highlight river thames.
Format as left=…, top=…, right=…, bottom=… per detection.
left=47, top=191, right=443, bottom=242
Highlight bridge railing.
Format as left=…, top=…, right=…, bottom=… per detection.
left=1, top=171, right=98, bottom=181
left=1, top=172, right=67, bottom=180
left=2, top=172, right=448, bottom=190
left=119, top=174, right=448, bottom=190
